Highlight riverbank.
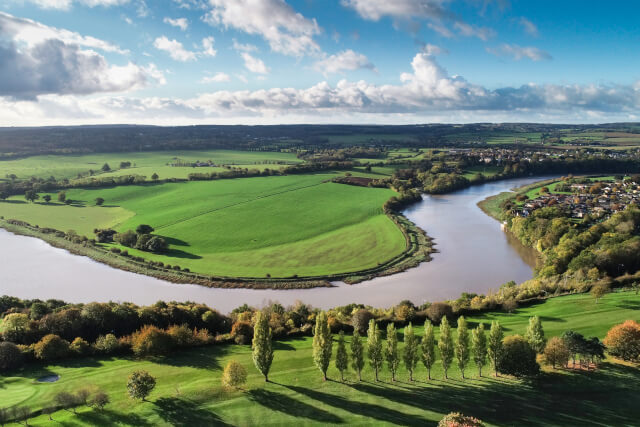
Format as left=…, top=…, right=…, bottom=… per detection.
left=0, top=208, right=434, bottom=289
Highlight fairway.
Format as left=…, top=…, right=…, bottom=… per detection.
left=0, top=174, right=407, bottom=278
left=1, top=291, right=639, bottom=426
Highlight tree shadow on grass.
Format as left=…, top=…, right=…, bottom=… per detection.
left=154, top=397, right=231, bottom=426
left=283, top=384, right=426, bottom=425
left=164, top=248, right=202, bottom=260
left=152, top=345, right=231, bottom=370
left=163, top=236, right=190, bottom=247
left=247, top=388, right=342, bottom=424
left=77, top=409, right=154, bottom=426
left=616, top=300, right=640, bottom=310
left=1, top=199, right=27, bottom=204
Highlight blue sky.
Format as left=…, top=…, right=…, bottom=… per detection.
left=1, top=0, right=639, bottom=125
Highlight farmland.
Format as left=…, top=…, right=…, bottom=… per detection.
left=0, top=173, right=407, bottom=278
left=1, top=291, right=639, bottom=426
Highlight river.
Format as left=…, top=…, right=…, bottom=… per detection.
left=0, top=176, right=545, bottom=313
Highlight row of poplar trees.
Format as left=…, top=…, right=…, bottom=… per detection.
left=251, top=309, right=545, bottom=382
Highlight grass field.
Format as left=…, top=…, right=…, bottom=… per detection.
left=1, top=291, right=639, bottom=426
left=0, top=150, right=301, bottom=181
left=0, top=174, right=407, bottom=278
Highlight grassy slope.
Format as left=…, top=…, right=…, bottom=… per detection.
left=0, top=174, right=407, bottom=277
left=0, top=150, right=301, bottom=180
left=1, top=291, right=639, bottom=426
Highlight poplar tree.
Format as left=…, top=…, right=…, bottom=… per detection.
left=525, top=316, right=546, bottom=353
left=335, top=331, right=348, bottom=381
left=402, top=322, right=419, bottom=381
left=367, top=319, right=383, bottom=381
left=421, top=320, right=436, bottom=380
left=488, top=320, right=504, bottom=377
left=455, top=316, right=470, bottom=379
left=385, top=323, right=399, bottom=381
left=252, top=310, right=274, bottom=382
left=438, top=317, right=454, bottom=379
left=472, top=323, right=487, bottom=377
left=351, top=330, right=365, bottom=381
left=313, top=311, right=333, bottom=381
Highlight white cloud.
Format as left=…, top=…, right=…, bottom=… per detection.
left=427, top=22, right=454, bottom=38
left=236, top=74, right=249, bottom=83
left=453, top=22, right=495, bottom=41
left=314, top=50, right=375, bottom=76
left=201, top=72, right=230, bottom=83
left=163, top=17, right=189, bottom=31
left=420, top=43, right=446, bottom=56
left=153, top=36, right=197, bottom=61
left=204, top=0, right=321, bottom=56
left=519, top=17, right=539, bottom=37
left=232, top=39, right=258, bottom=52
left=241, top=52, right=269, bottom=74
left=201, top=36, right=217, bottom=57
left=341, top=0, right=449, bottom=21
left=24, top=0, right=130, bottom=9
left=487, top=44, right=552, bottom=61
left=0, top=12, right=160, bottom=99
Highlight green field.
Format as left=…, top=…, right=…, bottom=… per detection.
left=1, top=291, right=639, bottom=426
left=0, top=150, right=301, bottom=181
left=0, top=174, right=407, bottom=278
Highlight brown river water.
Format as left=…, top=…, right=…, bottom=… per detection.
left=0, top=176, right=546, bottom=313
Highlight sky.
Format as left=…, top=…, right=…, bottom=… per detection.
left=1, top=0, right=640, bottom=126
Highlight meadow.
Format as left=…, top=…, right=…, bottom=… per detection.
left=0, top=173, right=407, bottom=278
left=1, top=291, right=639, bottom=426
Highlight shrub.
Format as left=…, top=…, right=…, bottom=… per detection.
left=231, top=321, right=253, bottom=345
left=114, top=230, right=137, bottom=247
left=89, top=390, right=110, bottom=410
left=543, top=337, right=570, bottom=369
left=131, top=325, right=173, bottom=356
left=94, top=334, right=120, bottom=355
left=426, top=303, right=453, bottom=324
left=221, top=360, right=247, bottom=389
left=34, top=334, right=70, bottom=360
left=498, top=335, right=539, bottom=377
left=167, top=324, right=193, bottom=347
left=603, top=320, right=640, bottom=361
left=146, top=236, right=168, bottom=253
left=438, top=412, right=484, bottom=427
left=0, top=342, right=23, bottom=371
left=70, top=337, right=91, bottom=356
left=351, top=309, right=373, bottom=334
left=54, top=391, right=80, bottom=413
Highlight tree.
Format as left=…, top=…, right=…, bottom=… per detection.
left=351, top=309, right=373, bottom=335
left=89, top=391, right=110, bottom=410
left=0, top=190, right=9, bottom=201
left=591, top=283, right=610, bottom=304
left=221, top=360, right=247, bottom=389
left=525, top=316, right=546, bottom=353
left=455, top=316, right=470, bottom=379
left=471, top=323, right=487, bottom=377
left=0, top=342, right=22, bottom=371
left=34, top=334, right=70, bottom=360
left=544, top=337, right=570, bottom=369
left=43, top=194, right=51, bottom=203
left=0, top=407, right=8, bottom=427
left=127, top=370, right=156, bottom=401
left=151, top=173, right=159, bottom=181
left=367, top=319, right=383, bottom=381
left=312, top=311, right=333, bottom=381
left=335, top=330, right=348, bottom=381
left=54, top=391, right=80, bottom=413
left=145, top=236, right=169, bottom=253
left=562, top=330, right=586, bottom=367
left=114, top=230, right=138, bottom=247
left=385, top=323, right=399, bottom=381
left=487, top=321, right=504, bottom=377
left=95, top=197, right=105, bottom=206
left=57, top=192, right=66, bottom=203
left=252, top=310, right=274, bottom=382
left=24, top=189, right=39, bottom=203
left=402, top=322, right=419, bottom=381
left=70, top=337, right=91, bottom=356
left=350, top=330, right=364, bottom=381
left=13, top=406, right=31, bottom=426
left=603, top=320, right=640, bottom=362
left=101, top=163, right=111, bottom=172
left=438, top=316, right=454, bottom=379
left=131, top=325, right=173, bottom=356
left=421, top=320, right=436, bottom=380
left=1, top=313, right=29, bottom=342
left=426, top=302, right=453, bottom=324
left=498, top=335, right=539, bottom=377
left=136, top=224, right=154, bottom=235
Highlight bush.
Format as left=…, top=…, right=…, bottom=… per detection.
left=127, top=370, right=156, bottom=401
left=131, top=325, right=173, bottom=356
left=0, top=342, right=23, bottom=371
left=604, top=320, right=640, bottom=361
left=94, top=334, right=120, bottom=355
left=498, top=335, right=539, bottom=377
left=231, top=321, right=253, bottom=345
left=114, top=230, right=137, bottom=247
left=351, top=309, right=373, bottom=334
left=167, top=324, right=193, bottom=347
left=221, top=360, right=247, bottom=389
left=438, top=412, right=484, bottom=427
left=34, top=334, right=70, bottom=360
left=426, top=303, right=453, bottom=324
left=543, top=336, right=570, bottom=369
left=70, top=337, right=91, bottom=356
